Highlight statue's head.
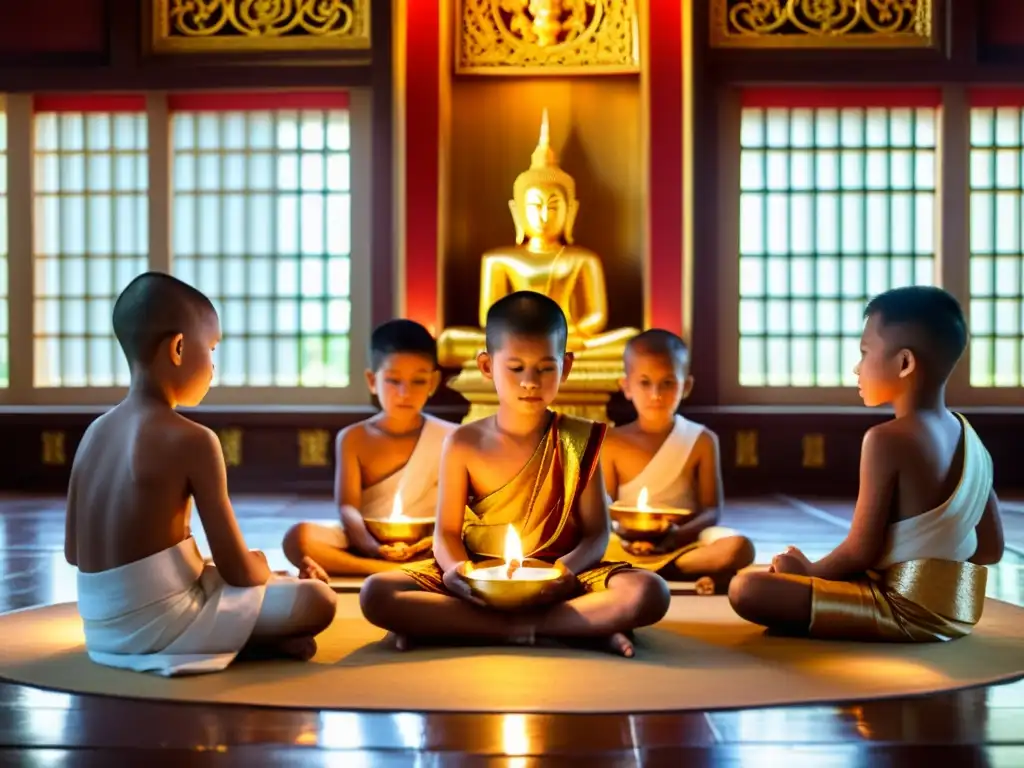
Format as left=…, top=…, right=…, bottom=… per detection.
left=510, top=110, right=579, bottom=246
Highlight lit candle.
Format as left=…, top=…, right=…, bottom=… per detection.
left=390, top=492, right=409, bottom=521
left=469, top=525, right=560, bottom=582
left=636, top=487, right=651, bottom=511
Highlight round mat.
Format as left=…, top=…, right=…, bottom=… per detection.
left=0, top=595, right=1022, bottom=713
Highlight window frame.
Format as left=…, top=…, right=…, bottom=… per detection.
left=1, top=89, right=373, bottom=407
left=714, top=84, right=1014, bottom=407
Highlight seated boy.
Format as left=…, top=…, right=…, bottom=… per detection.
left=66, top=272, right=337, bottom=676
left=729, top=286, right=1005, bottom=642
left=602, top=330, right=755, bottom=594
left=359, top=291, right=671, bottom=657
left=283, top=319, right=456, bottom=576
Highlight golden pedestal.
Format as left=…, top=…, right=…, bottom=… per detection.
left=446, top=359, right=624, bottom=424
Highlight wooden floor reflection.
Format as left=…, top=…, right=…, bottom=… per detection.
left=0, top=494, right=1021, bottom=767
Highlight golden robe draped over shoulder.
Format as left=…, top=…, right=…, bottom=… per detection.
left=808, top=413, right=993, bottom=642
left=403, top=412, right=630, bottom=595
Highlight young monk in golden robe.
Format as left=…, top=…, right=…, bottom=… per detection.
left=602, top=331, right=755, bottom=594
left=360, top=292, right=671, bottom=657
left=283, top=319, right=455, bottom=576
left=729, top=286, right=1005, bottom=642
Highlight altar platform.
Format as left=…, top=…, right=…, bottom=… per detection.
left=0, top=494, right=1021, bottom=765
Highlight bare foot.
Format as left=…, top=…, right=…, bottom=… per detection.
left=607, top=632, right=635, bottom=658
left=277, top=635, right=318, bottom=661
left=385, top=632, right=409, bottom=651
left=509, top=614, right=537, bottom=646
left=695, top=576, right=716, bottom=596
left=299, top=557, right=330, bottom=583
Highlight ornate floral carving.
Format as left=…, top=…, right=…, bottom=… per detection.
left=152, top=0, right=371, bottom=52
left=457, top=0, right=639, bottom=74
left=41, top=431, right=66, bottom=466
left=217, top=428, right=243, bottom=467
left=710, top=0, right=934, bottom=48
left=298, top=429, right=331, bottom=467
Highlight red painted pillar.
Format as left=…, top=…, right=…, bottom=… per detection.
left=646, top=0, right=685, bottom=336
left=400, top=0, right=441, bottom=333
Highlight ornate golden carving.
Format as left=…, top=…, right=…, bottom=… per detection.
left=710, top=0, right=935, bottom=49
left=217, top=428, right=243, bottom=467
left=457, top=0, right=639, bottom=74
left=735, top=430, right=759, bottom=468
left=41, top=431, right=66, bottom=466
left=298, top=428, right=331, bottom=467
left=152, top=0, right=371, bottom=53
left=802, top=433, right=825, bottom=468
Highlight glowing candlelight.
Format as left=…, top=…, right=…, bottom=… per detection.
left=636, top=487, right=650, bottom=511
left=469, top=525, right=559, bottom=582
left=363, top=490, right=434, bottom=545
left=390, top=492, right=407, bottom=521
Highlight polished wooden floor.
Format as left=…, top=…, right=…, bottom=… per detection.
left=0, top=494, right=1021, bottom=767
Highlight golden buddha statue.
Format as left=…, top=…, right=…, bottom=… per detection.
left=437, top=109, right=639, bottom=369
left=439, top=110, right=640, bottom=423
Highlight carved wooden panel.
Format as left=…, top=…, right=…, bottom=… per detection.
left=710, top=0, right=936, bottom=49
left=456, top=0, right=639, bottom=75
left=151, top=0, right=371, bottom=53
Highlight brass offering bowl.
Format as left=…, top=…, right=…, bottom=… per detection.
left=609, top=504, right=692, bottom=543
left=460, top=558, right=564, bottom=612
left=364, top=517, right=435, bottom=546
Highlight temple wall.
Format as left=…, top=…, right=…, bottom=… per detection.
left=444, top=78, right=643, bottom=332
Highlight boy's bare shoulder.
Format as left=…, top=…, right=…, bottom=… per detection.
left=694, top=425, right=720, bottom=451
left=336, top=420, right=372, bottom=453
left=861, top=420, right=915, bottom=462
left=447, top=418, right=492, bottom=452
left=166, top=411, right=224, bottom=460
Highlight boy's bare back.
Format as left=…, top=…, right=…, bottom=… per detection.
left=865, top=410, right=967, bottom=524
left=67, top=400, right=221, bottom=574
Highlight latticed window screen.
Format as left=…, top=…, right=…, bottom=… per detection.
left=968, top=102, right=1024, bottom=387
left=0, top=108, right=7, bottom=387
left=169, top=93, right=352, bottom=388
left=737, top=93, right=939, bottom=387
left=33, top=98, right=148, bottom=387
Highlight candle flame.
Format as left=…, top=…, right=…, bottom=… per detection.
left=504, top=525, right=524, bottom=569
left=637, top=487, right=650, bottom=511
left=390, top=493, right=403, bottom=520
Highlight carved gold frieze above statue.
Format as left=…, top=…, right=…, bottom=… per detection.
left=151, top=0, right=371, bottom=53
left=710, top=0, right=935, bottom=49
left=457, top=0, right=639, bottom=75
left=440, top=110, right=640, bottom=423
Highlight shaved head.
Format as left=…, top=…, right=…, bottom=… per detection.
left=112, top=271, right=217, bottom=367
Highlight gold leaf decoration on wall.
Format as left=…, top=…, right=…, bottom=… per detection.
left=298, top=429, right=332, bottom=467
left=41, top=431, right=66, bottom=466
left=152, top=0, right=371, bottom=53
left=457, top=0, right=639, bottom=75
left=710, top=0, right=934, bottom=49
left=735, top=430, right=759, bottom=468
left=217, top=428, right=243, bottom=467
left=802, top=433, right=825, bottom=468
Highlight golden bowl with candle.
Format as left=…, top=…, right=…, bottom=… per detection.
left=610, top=487, right=692, bottom=543
left=460, top=524, right=565, bottom=611
left=364, top=493, right=435, bottom=546
left=461, top=558, right=565, bottom=611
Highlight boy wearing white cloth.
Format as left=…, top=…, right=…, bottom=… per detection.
left=66, top=273, right=337, bottom=677
left=602, top=330, right=755, bottom=594
left=283, top=320, right=457, bottom=576
left=729, top=286, right=1006, bottom=642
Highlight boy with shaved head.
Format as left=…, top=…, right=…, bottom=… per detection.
left=66, top=272, right=337, bottom=676
left=729, top=286, right=1005, bottom=642
left=360, top=291, right=670, bottom=657
left=602, top=330, right=755, bottom=594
